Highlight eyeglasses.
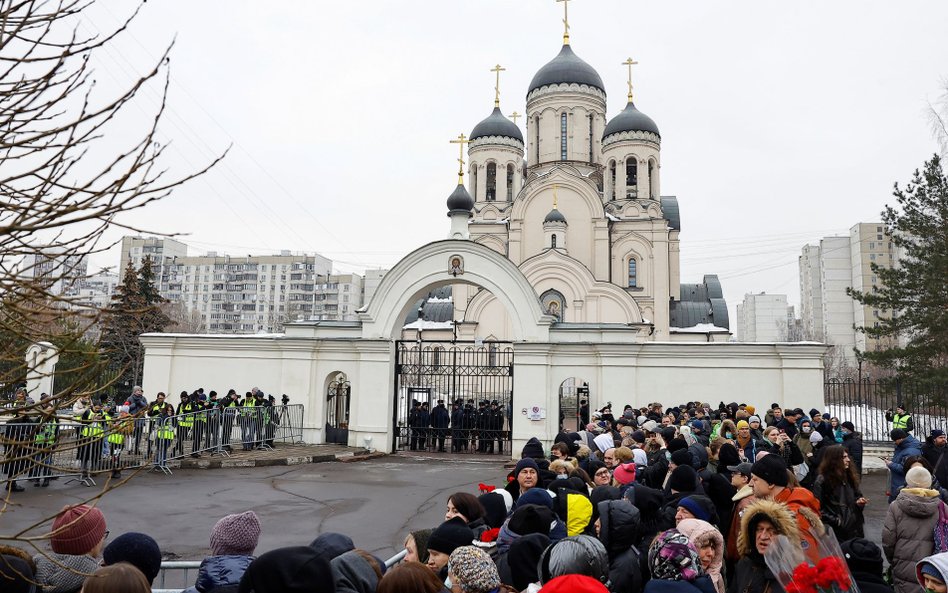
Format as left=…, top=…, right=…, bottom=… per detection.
left=102, top=530, right=110, bottom=541
left=595, top=469, right=611, bottom=477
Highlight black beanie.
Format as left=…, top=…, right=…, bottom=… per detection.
left=508, top=533, right=551, bottom=591
left=717, top=443, right=741, bottom=469
left=667, top=438, right=688, bottom=453
left=479, top=492, right=509, bottom=529
left=890, top=429, right=908, bottom=441
left=668, top=465, right=699, bottom=493
left=670, top=448, right=693, bottom=468
left=508, top=504, right=554, bottom=537
left=427, top=517, right=474, bottom=555
left=237, top=546, right=334, bottom=593
left=840, top=538, right=884, bottom=574
left=751, top=454, right=789, bottom=487
left=661, top=427, right=678, bottom=443
left=521, top=437, right=545, bottom=459
left=841, top=421, right=855, bottom=432
left=103, top=532, right=162, bottom=584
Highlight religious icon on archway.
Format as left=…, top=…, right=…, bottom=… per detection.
left=449, top=255, right=464, bottom=277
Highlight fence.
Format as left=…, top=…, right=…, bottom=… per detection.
left=824, top=377, right=948, bottom=445
left=1, top=404, right=305, bottom=486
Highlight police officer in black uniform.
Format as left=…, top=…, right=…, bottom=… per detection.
left=430, top=399, right=450, bottom=452
left=450, top=399, right=464, bottom=452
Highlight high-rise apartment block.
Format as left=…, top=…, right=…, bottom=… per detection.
left=736, top=293, right=791, bottom=342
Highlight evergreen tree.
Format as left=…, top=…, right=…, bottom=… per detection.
left=848, top=155, right=948, bottom=383
left=138, top=256, right=172, bottom=333
left=101, top=261, right=148, bottom=392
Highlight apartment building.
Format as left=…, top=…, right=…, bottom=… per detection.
left=736, top=293, right=791, bottom=342
left=119, top=236, right=188, bottom=279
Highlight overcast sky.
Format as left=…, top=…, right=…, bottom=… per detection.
left=82, top=1, right=948, bottom=323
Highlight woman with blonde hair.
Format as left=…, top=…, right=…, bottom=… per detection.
left=82, top=563, right=150, bottom=593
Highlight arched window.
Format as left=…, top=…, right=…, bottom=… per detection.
left=488, top=343, right=498, bottom=367
left=433, top=346, right=443, bottom=367
left=486, top=162, right=496, bottom=201
left=535, top=115, right=541, bottom=163
left=648, top=159, right=656, bottom=199
left=609, top=160, right=617, bottom=201
left=560, top=113, right=568, bottom=160
left=626, top=157, right=638, bottom=197
left=470, top=165, right=477, bottom=199
left=628, top=258, right=638, bottom=288
left=551, top=234, right=557, bottom=248
left=506, top=164, right=514, bottom=200
left=588, top=113, right=594, bottom=162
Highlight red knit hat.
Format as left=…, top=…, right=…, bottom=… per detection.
left=613, top=462, right=636, bottom=485
left=541, top=574, right=609, bottom=593
left=51, top=505, right=107, bottom=555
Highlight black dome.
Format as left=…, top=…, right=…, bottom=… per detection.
left=470, top=107, right=523, bottom=143
left=544, top=208, right=567, bottom=224
left=446, top=183, right=474, bottom=214
left=528, top=44, right=605, bottom=95
left=603, top=101, right=660, bottom=139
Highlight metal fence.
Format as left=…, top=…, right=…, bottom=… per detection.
left=825, top=377, right=948, bottom=445
left=1, top=404, right=305, bottom=486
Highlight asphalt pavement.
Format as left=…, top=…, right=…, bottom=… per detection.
left=0, top=457, right=890, bottom=561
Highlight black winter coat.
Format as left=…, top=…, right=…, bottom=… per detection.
left=922, top=441, right=948, bottom=487
left=842, top=432, right=865, bottom=475
left=850, top=569, right=895, bottom=593
left=597, top=500, right=644, bottom=593
left=728, top=556, right=783, bottom=593
left=639, top=449, right=669, bottom=489
left=812, top=475, right=864, bottom=541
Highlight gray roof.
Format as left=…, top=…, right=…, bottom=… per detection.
left=470, top=107, right=523, bottom=142
left=661, top=196, right=680, bottom=231
left=528, top=44, right=605, bottom=95
left=404, top=286, right=454, bottom=324
left=603, top=101, right=660, bottom=139
left=544, top=208, right=567, bottom=223
left=446, top=183, right=474, bottom=214
left=669, top=274, right=730, bottom=329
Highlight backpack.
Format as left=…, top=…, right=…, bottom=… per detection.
left=935, top=501, right=948, bottom=553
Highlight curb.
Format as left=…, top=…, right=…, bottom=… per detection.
left=177, top=448, right=371, bottom=469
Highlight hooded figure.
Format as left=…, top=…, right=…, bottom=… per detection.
left=538, top=535, right=610, bottom=587
left=917, top=553, right=948, bottom=593
left=330, top=550, right=381, bottom=593
left=729, top=500, right=799, bottom=593
left=677, top=519, right=725, bottom=593
left=883, top=466, right=942, bottom=593
left=644, top=529, right=716, bottom=593
left=502, top=533, right=549, bottom=592
left=596, top=499, right=644, bottom=593
left=840, top=538, right=894, bottom=593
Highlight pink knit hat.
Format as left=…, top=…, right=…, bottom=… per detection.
left=51, top=505, right=107, bottom=555
left=613, top=462, right=636, bottom=485
left=210, top=511, right=261, bottom=556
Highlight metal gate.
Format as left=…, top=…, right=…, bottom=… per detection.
left=393, top=340, right=513, bottom=454
left=325, top=379, right=351, bottom=445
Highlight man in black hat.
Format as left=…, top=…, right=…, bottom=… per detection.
left=462, top=401, right=477, bottom=451
left=487, top=400, right=504, bottom=454
left=923, top=427, right=948, bottom=487
left=408, top=400, right=423, bottom=450
left=476, top=400, right=489, bottom=453
left=430, top=398, right=449, bottom=452
left=450, top=400, right=464, bottom=452
left=885, top=403, right=915, bottom=434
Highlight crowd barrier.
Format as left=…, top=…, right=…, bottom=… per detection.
left=1, top=404, right=305, bottom=486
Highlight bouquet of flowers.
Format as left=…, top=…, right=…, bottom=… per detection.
left=764, top=528, right=859, bottom=593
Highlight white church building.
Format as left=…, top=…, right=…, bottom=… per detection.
left=141, top=19, right=826, bottom=456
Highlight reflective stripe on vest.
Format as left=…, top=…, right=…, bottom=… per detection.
left=179, top=403, right=195, bottom=427
left=107, top=430, right=125, bottom=445
left=35, top=420, right=57, bottom=444
left=893, top=413, right=911, bottom=430
left=156, top=421, right=174, bottom=440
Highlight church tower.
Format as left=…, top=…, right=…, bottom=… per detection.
left=468, top=65, right=524, bottom=205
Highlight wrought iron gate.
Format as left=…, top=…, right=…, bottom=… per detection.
left=393, top=340, right=513, bottom=455
left=325, top=379, right=351, bottom=445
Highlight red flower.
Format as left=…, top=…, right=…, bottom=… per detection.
left=480, top=527, right=500, bottom=542
left=815, top=557, right=851, bottom=590
left=478, top=483, right=496, bottom=492
left=789, top=563, right=818, bottom=593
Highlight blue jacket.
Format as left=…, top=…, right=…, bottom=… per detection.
left=645, top=575, right=718, bottom=593
left=889, top=435, right=923, bottom=501
left=183, top=555, right=253, bottom=593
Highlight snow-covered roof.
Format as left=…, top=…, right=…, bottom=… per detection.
left=670, top=323, right=731, bottom=333
left=402, top=319, right=455, bottom=330
left=427, top=296, right=453, bottom=303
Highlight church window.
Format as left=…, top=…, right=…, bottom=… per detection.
left=488, top=343, right=498, bottom=367
left=560, top=113, right=568, bottom=160
left=506, top=164, right=514, bottom=200
left=648, top=159, right=655, bottom=198
left=626, top=157, right=637, bottom=197
left=628, top=258, right=638, bottom=288
left=551, top=234, right=557, bottom=248
left=609, top=160, right=616, bottom=200
left=535, top=115, right=541, bottom=163
left=486, top=162, right=497, bottom=201
left=588, top=113, right=594, bottom=162
left=471, top=166, right=478, bottom=198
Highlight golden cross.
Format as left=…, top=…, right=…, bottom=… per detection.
left=490, top=64, right=506, bottom=108
left=509, top=111, right=521, bottom=125
left=553, top=184, right=559, bottom=209
left=622, top=57, right=639, bottom=102
left=556, top=0, right=571, bottom=45
left=449, top=133, right=471, bottom=184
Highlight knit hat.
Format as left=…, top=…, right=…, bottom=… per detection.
left=649, top=529, right=705, bottom=581
left=677, top=495, right=717, bottom=524
left=630, top=430, right=646, bottom=444
left=539, top=574, right=610, bottom=593
left=237, top=546, right=333, bottom=593
left=661, top=427, right=678, bottom=444
left=613, top=462, right=636, bottom=485
left=508, top=504, right=554, bottom=537
left=717, top=443, right=741, bottom=469
left=840, top=538, right=884, bottom=574
left=668, top=465, right=699, bottom=493
left=667, top=438, right=688, bottom=453
left=448, top=546, right=500, bottom=593
left=478, top=492, right=509, bottom=529
left=689, top=420, right=703, bottom=431
left=515, top=488, right=554, bottom=510
left=514, top=458, right=539, bottom=478
left=745, top=405, right=756, bottom=415
left=890, top=429, right=908, bottom=441
left=932, top=429, right=947, bottom=439
left=841, top=421, right=856, bottom=432
left=809, top=408, right=820, bottom=418
left=521, top=437, right=545, bottom=460
left=906, top=466, right=932, bottom=489
left=920, top=562, right=946, bottom=584
left=539, top=535, right=609, bottom=584
left=103, top=532, right=162, bottom=584
left=427, top=517, right=474, bottom=555
left=508, top=533, right=550, bottom=591
left=670, top=449, right=693, bottom=468
left=751, top=454, right=789, bottom=487
left=809, top=431, right=824, bottom=444
left=641, top=420, right=659, bottom=433
left=736, top=420, right=750, bottom=430
left=0, top=554, right=34, bottom=593
left=51, top=504, right=107, bottom=555
left=211, top=511, right=261, bottom=556
left=309, top=532, right=354, bottom=562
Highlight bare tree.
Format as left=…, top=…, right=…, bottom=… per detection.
left=931, top=82, right=948, bottom=158
left=0, top=0, right=223, bottom=561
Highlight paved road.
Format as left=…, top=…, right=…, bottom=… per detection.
left=0, top=458, right=890, bottom=561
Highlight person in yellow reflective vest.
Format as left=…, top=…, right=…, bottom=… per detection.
left=885, top=403, right=915, bottom=434
left=78, top=401, right=107, bottom=479
left=153, top=405, right=175, bottom=469
left=190, top=396, right=209, bottom=458
left=108, top=409, right=133, bottom=479
left=240, top=391, right=259, bottom=451
left=29, top=400, right=58, bottom=487
left=220, top=390, right=240, bottom=452
left=175, top=392, right=197, bottom=455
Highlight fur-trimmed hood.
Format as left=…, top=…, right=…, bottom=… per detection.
left=737, top=499, right=799, bottom=557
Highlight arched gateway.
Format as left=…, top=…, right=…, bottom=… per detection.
left=358, top=239, right=553, bottom=454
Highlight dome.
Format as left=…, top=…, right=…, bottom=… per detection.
left=446, top=183, right=474, bottom=214
left=544, top=208, right=567, bottom=224
left=603, top=101, right=660, bottom=139
left=470, top=107, right=523, bottom=143
left=528, top=44, right=605, bottom=95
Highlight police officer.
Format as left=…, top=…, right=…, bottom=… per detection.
left=30, top=399, right=58, bottom=487
left=462, top=400, right=477, bottom=452
left=430, top=399, right=449, bottom=453
left=450, top=399, right=464, bottom=452
left=220, top=390, right=240, bottom=452
left=239, top=391, right=259, bottom=450
left=886, top=403, right=915, bottom=434
left=408, top=400, right=423, bottom=450
left=489, top=400, right=505, bottom=455
left=176, top=392, right=197, bottom=455
left=190, top=395, right=208, bottom=458
left=77, top=400, right=107, bottom=479
left=476, top=401, right=489, bottom=452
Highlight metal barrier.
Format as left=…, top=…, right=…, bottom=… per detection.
left=1, top=404, right=305, bottom=486
left=153, top=549, right=406, bottom=593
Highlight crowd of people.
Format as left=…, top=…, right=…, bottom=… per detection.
left=3, top=386, right=286, bottom=491
left=4, top=399, right=948, bottom=593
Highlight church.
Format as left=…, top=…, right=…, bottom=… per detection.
left=141, top=8, right=826, bottom=456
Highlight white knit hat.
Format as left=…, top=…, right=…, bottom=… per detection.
left=906, top=466, right=932, bottom=489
